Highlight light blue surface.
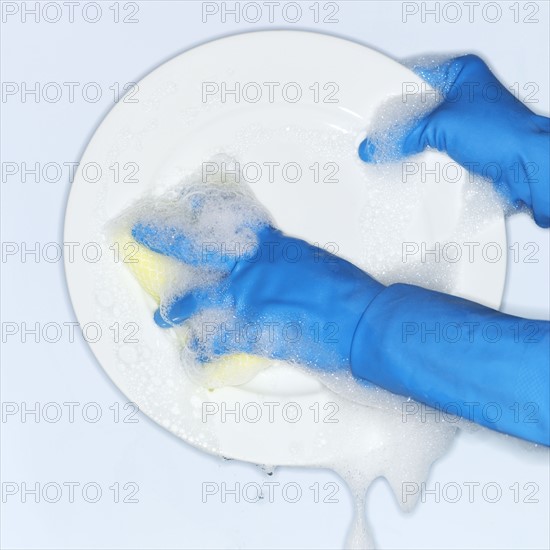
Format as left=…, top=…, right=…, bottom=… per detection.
left=2, top=2, right=549, bottom=549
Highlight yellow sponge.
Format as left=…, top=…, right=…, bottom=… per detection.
left=124, top=236, right=176, bottom=303
left=117, top=232, right=270, bottom=388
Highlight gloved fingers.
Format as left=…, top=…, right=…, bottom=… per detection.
left=131, top=187, right=235, bottom=269
left=132, top=222, right=201, bottom=265
left=155, top=286, right=221, bottom=327
left=406, top=57, right=461, bottom=98
left=404, top=56, right=450, bottom=87
left=358, top=111, right=435, bottom=163
left=132, top=221, right=234, bottom=271
left=153, top=308, right=172, bottom=328
left=401, top=114, right=436, bottom=156
left=405, top=54, right=489, bottom=99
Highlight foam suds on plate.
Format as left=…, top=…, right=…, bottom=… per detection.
left=101, top=155, right=463, bottom=549
left=354, top=88, right=508, bottom=299
left=96, top=90, right=518, bottom=547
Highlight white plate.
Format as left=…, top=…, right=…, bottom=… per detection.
left=64, top=31, right=506, bottom=466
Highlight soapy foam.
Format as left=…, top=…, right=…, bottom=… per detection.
left=98, top=97, right=511, bottom=547
left=357, top=88, right=506, bottom=294
left=104, top=156, right=466, bottom=548
left=112, top=155, right=272, bottom=303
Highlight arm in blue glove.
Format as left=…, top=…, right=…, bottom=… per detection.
left=133, top=222, right=550, bottom=446
left=359, top=54, right=550, bottom=227
left=352, top=283, right=549, bottom=446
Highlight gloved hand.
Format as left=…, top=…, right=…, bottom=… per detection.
left=133, top=218, right=549, bottom=445
left=359, top=54, right=550, bottom=228
left=132, top=222, right=384, bottom=369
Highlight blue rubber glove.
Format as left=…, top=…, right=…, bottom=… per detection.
left=352, top=284, right=549, bottom=446
left=133, top=220, right=549, bottom=445
left=132, top=222, right=385, bottom=369
left=359, top=54, right=550, bottom=228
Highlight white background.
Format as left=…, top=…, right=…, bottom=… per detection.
left=1, top=1, right=549, bottom=549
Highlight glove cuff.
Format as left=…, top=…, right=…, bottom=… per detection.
left=349, top=282, right=550, bottom=445
left=349, top=284, right=392, bottom=383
